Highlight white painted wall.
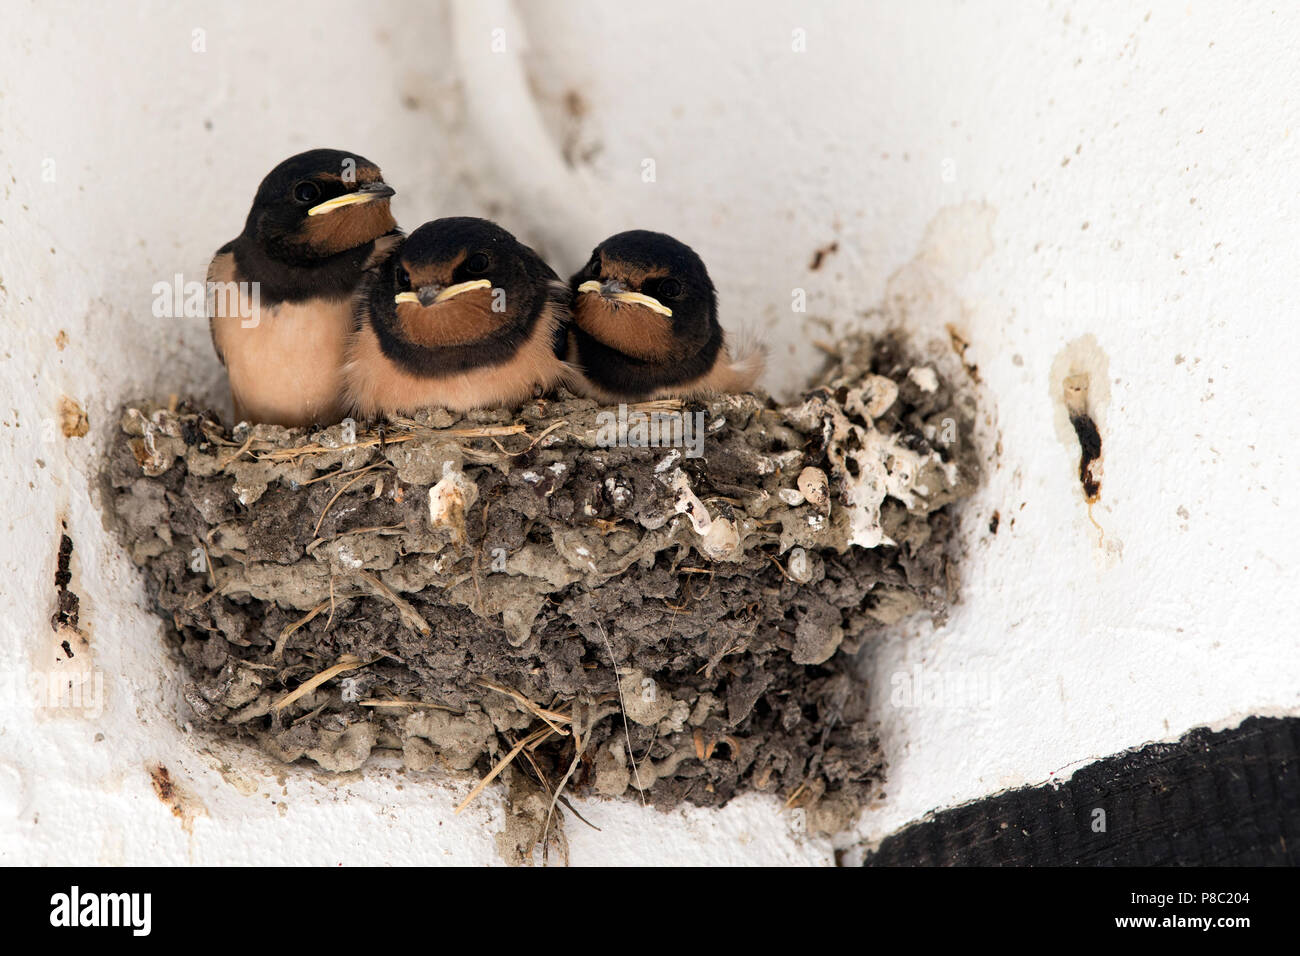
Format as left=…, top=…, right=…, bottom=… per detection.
left=2, top=0, right=1296, bottom=865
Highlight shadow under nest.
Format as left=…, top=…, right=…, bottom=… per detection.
left=105, top=332, right=978, bottom=861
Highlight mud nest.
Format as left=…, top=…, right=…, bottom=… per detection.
left=106, top=332, right=978, bottom=859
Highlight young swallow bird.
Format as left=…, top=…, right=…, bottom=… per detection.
left=566, top=230, right=763, bottom=402
left=207, top=148, right=400, bottom=428
left=343, top=217, right=570, bottom=417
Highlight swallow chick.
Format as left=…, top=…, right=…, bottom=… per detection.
left=567, top=230, right=763, bottom=403
left=343, top=217, right=570, bottom=417
left=207, top=148, right=400, bottom=428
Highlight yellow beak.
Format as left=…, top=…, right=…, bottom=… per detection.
left=307, top=189, right=389, bottom=217
left=577, top=279, right=672, bottom=317
left=394, top=279, right=492, bottom=306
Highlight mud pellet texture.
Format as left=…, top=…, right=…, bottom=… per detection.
left=105, top=332, right=978, bottom=853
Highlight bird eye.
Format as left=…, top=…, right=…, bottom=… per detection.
left=465, top=252, right=491, bottom=274
left=293, top=181, right=321, bottom=204
left=658, top=278, right=683, bottom=299
left=395, top=264, right=410, bottom=289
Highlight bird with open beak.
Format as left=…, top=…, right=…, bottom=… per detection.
left=342, top=217, right=571, bottom=417
left=566, top=230, right=763, bottom=402
left=207, top=148, right=400, bottom=427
